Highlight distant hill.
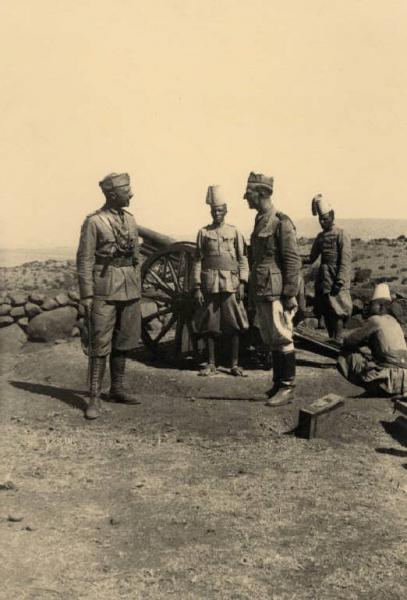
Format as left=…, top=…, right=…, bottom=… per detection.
left=1, top=219, right=407, bottom=268
left=295, top=218, right=407, bottom=240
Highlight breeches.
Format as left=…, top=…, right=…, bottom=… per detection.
left=255, top=300, right=296, bottom=353
left=90, top=298, right=141, bottom=357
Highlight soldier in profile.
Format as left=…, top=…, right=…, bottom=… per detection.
left=76, top=173, right=141, bottom=419
left=304, top=194, right=352, bottom=344
left=191, top=185, right=249, bottom=376
left=244, top=172, right=302, bottom=406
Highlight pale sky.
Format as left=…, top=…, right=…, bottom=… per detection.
left=1, top=0, right=407, bottom=248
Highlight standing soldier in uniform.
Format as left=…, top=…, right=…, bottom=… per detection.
left=77, top=172, right=141, bottom=420
left=192, top=185, right=249, bottom=376
left=304, top=194, right=352, bottom=344
left=245, top=172, right=302, bottom=406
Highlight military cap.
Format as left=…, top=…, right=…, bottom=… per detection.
left=99, top=172, right=130, bottom=191
left=206, top=185, right=227, bottom=207
left=246, top=172, right=274, bottom=191
left=311, top=194, right=332, bottom=217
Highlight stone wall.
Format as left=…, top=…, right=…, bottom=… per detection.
left=0, top=290, right=84, bottom=344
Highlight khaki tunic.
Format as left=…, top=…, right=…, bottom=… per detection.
left=76, top=205, right=141, bottom=356
left=250, top=207, right=301, bottom=352
left=309, top=226, right=352, bottom=318
left=250, top=207, right=301, bottom=301
left=77, top=206, right=141, bottom=302
left=191, top=223, right=249, bottom=335
left=191, top=223, right=249, bottom=292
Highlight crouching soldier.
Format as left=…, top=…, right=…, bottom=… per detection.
left=304, top=194, right=352, bottom=344
left=245, top=172, right=302, bottom=406
left=77, top=172, right=141, bottom=419
left=337, top=283, right=407, bottom=397
left=192, top=185, right=249, bottom=376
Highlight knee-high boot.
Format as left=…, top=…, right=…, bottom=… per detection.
left=85, top=356, right=106, bottom=420
left=265, top=351, right=296, bottom=406
left=266, top=351, right=282, bottom=398
left=109, top=351, right=140, bottom=405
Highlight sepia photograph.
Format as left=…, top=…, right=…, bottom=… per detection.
left=0, top=1, right=406, bottom=598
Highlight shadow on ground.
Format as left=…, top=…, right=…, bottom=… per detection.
left=9, top=380, right=87, bottom=411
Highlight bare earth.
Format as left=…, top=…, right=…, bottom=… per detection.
left=0, top=341, right=406, bottom=600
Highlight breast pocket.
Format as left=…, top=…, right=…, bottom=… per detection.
left=254, top=265, right=282, bottom=296
left=222, top=234, right=235, bottom=255
left=203, top=231, right=219, bottom=254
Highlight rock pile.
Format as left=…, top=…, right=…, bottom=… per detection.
left=0, top=290, right=84, bottom=350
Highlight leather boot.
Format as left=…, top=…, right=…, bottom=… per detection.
left=85, top=356, right=106, bottom=420
left=265, top=351, right=295, bottom=406
left=266, top=351, right=282, bottom=398
left=109, top=351, right=140, bottom=404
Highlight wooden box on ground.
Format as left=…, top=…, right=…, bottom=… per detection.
left=296, top=394, right=345, bottom=439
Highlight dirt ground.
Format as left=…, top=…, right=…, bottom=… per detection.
left=0, top=340, right=406, bottom=600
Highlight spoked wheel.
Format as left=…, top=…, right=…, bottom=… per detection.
left=141, top=242, right=198, bottom=361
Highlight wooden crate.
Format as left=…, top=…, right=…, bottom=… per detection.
left=297, top=394, right=344, bottom=439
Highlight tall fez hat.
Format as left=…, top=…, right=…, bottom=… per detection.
left=206, top=185, right=227, bottom=207
left=246, top=172, right=274, bottom=191
left=311, top=194, right=332, bottom=217
left=99, top=172, right=130, bottom=192
left=371, top=283, right=392, bottom=302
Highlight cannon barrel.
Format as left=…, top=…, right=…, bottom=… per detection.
left=138, top=225, right=179, bottom=257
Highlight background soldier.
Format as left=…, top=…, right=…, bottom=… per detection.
left=77, top=172, right=141, bottom=419
left=245, top=172, right=302, bottom=406
left=192, top=185, right=249, bottom=376
left=337, top=283, right=407, bottom=397
left=305, top=194, right=352, bottom=344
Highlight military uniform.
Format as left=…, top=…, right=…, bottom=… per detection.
left=250, top=206, right=301, bottom=351
left=245, top=172, right=302, bottom=405
left=76, top=172, right=141, bottom=419
left=309, top=226, right=352, bottom=323
left=308, top=194, right=352, bottom=341
left=77, top=205, right=141, bottom=355
left=192, top=222, right=249, bottom=335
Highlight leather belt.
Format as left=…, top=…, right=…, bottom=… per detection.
left=95, top=255, right=134, bottom=267
left=202, top=255, right=238, bottom=270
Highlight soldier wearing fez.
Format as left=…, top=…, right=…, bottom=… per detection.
left=245, top=172, right=302, bottom=406
left=337, top=283, right=407, bottom=397
left=304, top=194, right=352, bottom=344
left=192, top=186, right=249, bottom=376
left=77, top=173, right=141, bottom=419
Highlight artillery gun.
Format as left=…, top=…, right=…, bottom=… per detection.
left=138, top=226, right=340, bottom=363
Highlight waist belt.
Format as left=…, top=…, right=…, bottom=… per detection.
left=202, top=255, right=238, bottom=270
left=95, top=255, right=134, bottom=267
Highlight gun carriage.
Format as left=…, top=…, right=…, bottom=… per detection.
left=138, top=225, right=340, bottom=362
